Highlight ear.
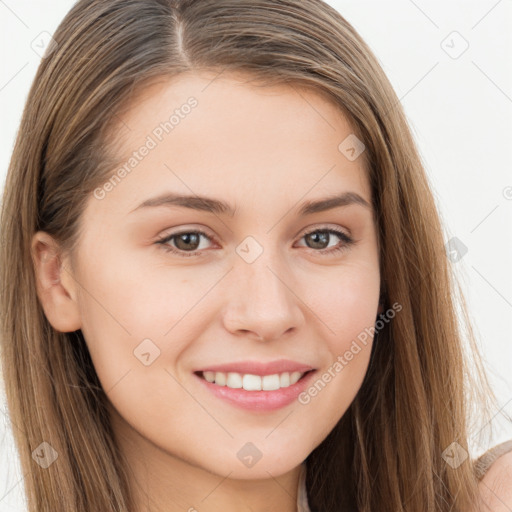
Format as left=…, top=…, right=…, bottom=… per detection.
left=31, top=231, right=82, bottom=333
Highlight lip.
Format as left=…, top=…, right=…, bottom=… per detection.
left=194, top=359, right=315, bottom=376
left=194, top=369, right=317, bottom=412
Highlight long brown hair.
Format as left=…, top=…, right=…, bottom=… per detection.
left=0, top=1, right=500, bottom=510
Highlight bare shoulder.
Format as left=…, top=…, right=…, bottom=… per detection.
left=478, top=449, right=512, bottom=511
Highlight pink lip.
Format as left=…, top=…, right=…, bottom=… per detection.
left=194, top=369, right=317, bottom=411
left=194, top=359, right=315, bottom=376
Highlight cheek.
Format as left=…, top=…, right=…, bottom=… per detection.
left=74, top=242, right=229, bottom=407
left=77, top=243, right=208, bottom=338
left=295, top=263, right=380, bottom=438
left=74, top=254, right=203, bottom=443
left=73, top=251, right=180, bottom=384
left=304, top=259, right=380, bottom=347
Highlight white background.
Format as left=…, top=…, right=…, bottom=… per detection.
left=1, top=1, right=511, bottom=510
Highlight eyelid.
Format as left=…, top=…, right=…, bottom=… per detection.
left=296, top=223, right=352, bottom=239
left=158, top=224, right=217, bottom=241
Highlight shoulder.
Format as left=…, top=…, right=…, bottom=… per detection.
left=478, top=447, right=512, bottom=511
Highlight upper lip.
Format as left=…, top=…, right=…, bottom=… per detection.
left=194, top=359, right=315, bottom=376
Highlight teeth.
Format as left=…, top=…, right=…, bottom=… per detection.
left=202, top=370, right=306, bottom=390
left=203, top=371, right=216, bottom=383
left=227, top=372, right=242, bottom=388
left=289, top=371, right=302, bottom=385
left=262, top=374, right=280, bottom=390
left=243, top=373, right=261, bottom=391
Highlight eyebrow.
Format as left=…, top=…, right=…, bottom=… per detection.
left=129, top=191, right=371, bottom=216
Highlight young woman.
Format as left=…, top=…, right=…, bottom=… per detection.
left=1, top=1, right=510, bottom=511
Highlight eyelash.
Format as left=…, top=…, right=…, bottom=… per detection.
left=155, top=227, right=355, bottom=258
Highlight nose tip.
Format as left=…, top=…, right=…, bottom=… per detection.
left=238, top=326, right=296, bottom=343
left=221, top=260, right=305, bottom=342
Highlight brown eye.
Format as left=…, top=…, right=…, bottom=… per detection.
left=156, top=230, right=214, bottom=257
left=173, top=232, right=201, bottom=251
left=304, top=230, right=330, bottom=249
left=297, top=228, right=354, bottom=255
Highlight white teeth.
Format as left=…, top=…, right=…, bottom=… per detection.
left=201, top=370, right=307, bottom=390
left=214, top=372, right=226, bottom=386
left=243, top=373, right=261, bottom=391
left=227, top=372, right=242, bottom=388
left=290, top=371, right=302, bottom=385
left=203, top=371, right=215, bottom=383
left=280, top=372, right=290, bottom=387
left=262, top=374, right=280, bottom=390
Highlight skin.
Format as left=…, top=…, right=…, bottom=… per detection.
left=31, top=70, right=381, bottom=512
left=478, top=451, right=512, bottom=512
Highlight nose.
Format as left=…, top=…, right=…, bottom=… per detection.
left=221, top=252, right=305, bottom=342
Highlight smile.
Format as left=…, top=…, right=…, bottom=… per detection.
left=198, top=370, right=313, bottom=391
left=194, top=369, right=317, bottom=411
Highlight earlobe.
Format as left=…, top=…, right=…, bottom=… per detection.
left=30, top=231, right=82, bottom=333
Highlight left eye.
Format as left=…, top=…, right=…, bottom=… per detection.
left=156, top=227, right=354, bottom=257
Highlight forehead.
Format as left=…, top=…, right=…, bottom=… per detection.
left=95, top=70, right=371, bottom=216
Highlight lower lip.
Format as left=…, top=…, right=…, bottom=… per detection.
left=194, top=370, right=317, bottom=411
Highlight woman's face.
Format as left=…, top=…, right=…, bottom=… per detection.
left=35, top=71, right=380, bottom=481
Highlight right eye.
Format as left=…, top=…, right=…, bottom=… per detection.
left=156, top=230, right=216, bottom=257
